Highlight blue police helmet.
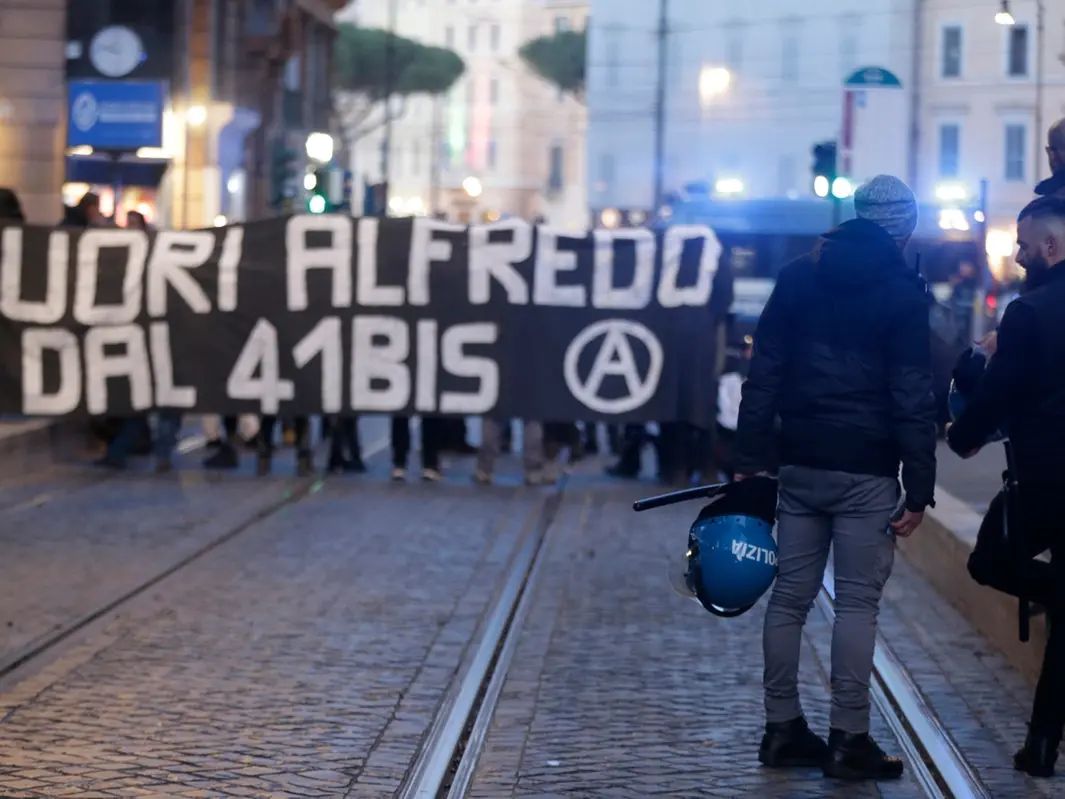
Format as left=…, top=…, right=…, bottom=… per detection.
left=948, top=343, right=1007, bottom=443
left=673, top=476, right=779, bottom=618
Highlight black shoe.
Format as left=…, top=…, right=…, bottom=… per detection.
left=1014, top=730, right=1059, bottom=778
left=204, top=444, right=239, bottom=470
left=296, top=452, right=314, bottom=477
left=205, top=438, right=223, bottom=451
left=823, top=730, right=904, bottom=781
left=345, top=458, right=367, bottom=474
left=94, top=455, right=126, bottom=470
left=759, top=717, right=829, bottom=769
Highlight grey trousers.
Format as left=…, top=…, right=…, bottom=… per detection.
left=763, top=465, right=898, bottom=734
left=477, top=419, right=545, bottom=475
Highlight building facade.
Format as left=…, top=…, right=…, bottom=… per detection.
left=338, top=0, right=588, bottom=228
left=585, top=0, right=917, bottom=223
left=0, top=0, right=340, bottom=228
left=918, top=0, right=1065, bottom=278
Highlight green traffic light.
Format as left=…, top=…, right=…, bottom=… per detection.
left=308, top=195, right=327, bottom=214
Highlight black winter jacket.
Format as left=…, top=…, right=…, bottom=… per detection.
left=948, top=265, right=1065, bottom=483
left=734, top=219, right=938, bottom=511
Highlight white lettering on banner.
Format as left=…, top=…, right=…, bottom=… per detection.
left=356, top=218, right=403, bottom=306
left=292, top=316, right=343, bottom=413
left=84, top=324, right=153, bottom=414
left=658, top=225, right=721, bottom=308
left=226, top=319, right=295, bottom=414
left=217, top=226, right=243, bottom=312
left=439, top=323, right=499, bottom=414
left=468, top=220, right=531, bottom=305
left=533, top=227, right=586, bottom=307
left=351, top=315, right=410, bottom=411
left=286, top=215, right=352, bottom=311
left=146, top=231, right=214, bottom=317
left=563, top=320, right=664, bottom=414
left=415, top=319, right=437, bottom=412
left=73, top=229, right=149, bottom=326
left=0, top=229, right=68, bottom=324
left=21, top=328, right=81, bottom=414
left=149, top=322, right=196, bottom=407
left=591, top=228, right=655, bottom=310
left=408, top=217, right=465, bottom=306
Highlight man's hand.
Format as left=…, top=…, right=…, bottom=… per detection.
left=891, top=509, right=924, bottom=537
left=977, top=330, right=998, bottom=357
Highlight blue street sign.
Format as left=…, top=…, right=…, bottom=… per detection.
left=844, top=67, right=903, bottom=89
left=66, top=80, right=165, bottom=151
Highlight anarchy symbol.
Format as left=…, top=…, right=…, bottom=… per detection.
left=563, top=320, right=664, bottom=414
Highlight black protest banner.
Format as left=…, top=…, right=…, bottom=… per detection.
left=0, top=216, right=724, bottom=424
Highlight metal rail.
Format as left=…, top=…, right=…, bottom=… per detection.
left=400, top=487, right=564, bottom=799
left=819, top=561, right=992, bottom=799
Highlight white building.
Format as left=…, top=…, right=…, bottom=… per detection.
left=586, top=0, right=917, bottom=221
left=337, top=0, right=588, bottom=228
left=918, top=0, right=1065, bottom=279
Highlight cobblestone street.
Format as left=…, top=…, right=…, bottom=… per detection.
left=0, top=447, right=1054, bottom=798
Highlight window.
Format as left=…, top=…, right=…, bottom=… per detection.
left=1008, top=25, right=1029, bottom=77
left=781, top=31, right=799, bottom=83
left=777, top=154, right=796, bottom=196
left=548, top=144, right=564, bottom=193
left=445, top=26, right=454, bottom=48
left=605, top=27, right=619, bottom=88
left=467, top=24, right=477, bottom=50
left=941, top=26, right=962, bottom=78
left=938, top=123, right=960, bottom=178
left=487, top=139, right=497, bottom=170
left=554, top=16, right=571, bottom=33
left=1005, top=123, right=1026, bottom=181
left=490, top=24, right=500, bottom=51
left=598, top=153, right=615, bottom=193
left=725, top=28, right=743, bottom=71
left=490, top=77, right=499, bottom=104
left=838, top=17, right=860, bottom=79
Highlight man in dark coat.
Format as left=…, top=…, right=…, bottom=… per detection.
left=735, top=175, right=937, bottom=781
left=947, top=196, right=1065, bottom=778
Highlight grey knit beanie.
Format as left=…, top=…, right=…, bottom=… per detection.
left=854, top=175, right=919, bottom=241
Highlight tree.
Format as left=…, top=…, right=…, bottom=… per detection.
left=333, top=25, right=464, bottom=149
left=518, top=29, right=586, bottom=103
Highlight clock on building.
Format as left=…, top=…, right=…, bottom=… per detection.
left=89, top=25, right=144, bottom=78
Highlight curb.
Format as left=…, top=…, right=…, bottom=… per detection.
left=899, top=486, right=1047, bottom=684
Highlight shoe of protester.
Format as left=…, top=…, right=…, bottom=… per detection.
left=1014, top=729, right=1059, bottom=778
left=346, top=458, right=367, bottom=474
left=823, top=730, right=904, bottom=781
left=422, top=468, right=442, bottom=482
left=473, top=469, right=492, bottom=485
left=758, top=717, right=829, bottom=769
left=391, top=467, right=406, bottom=482
left=204, top=444, right=239, bottom=470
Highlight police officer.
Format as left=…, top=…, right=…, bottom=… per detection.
left=947, top=196, right=1065, bottom=778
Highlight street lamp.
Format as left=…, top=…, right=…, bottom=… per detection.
left=305, top=132, right=334, bottom=164
left=995, top=0, right=1046, bottom=181
left=462, top=176, right=482, bottom=198
left=698, top=66, right=730, bottom=109
left=182, top=104, right=207, bottom=229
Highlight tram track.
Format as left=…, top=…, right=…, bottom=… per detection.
left=818, top=561, right=993, bottom=798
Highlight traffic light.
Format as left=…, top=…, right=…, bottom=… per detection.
left=811, top=141, right=838, bottom=197
left=306, top=167, right=328, bottom=213
left=269, top=141, right=299, bottom=211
